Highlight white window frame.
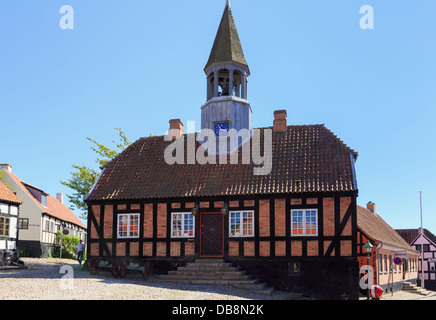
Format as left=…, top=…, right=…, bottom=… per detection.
left=229, top=210, right=255, bottom=238
left=291, top=209, right=318, bottom=237
left=117, top=213, right=140, bottom=239
left=171, top=212, right=195, bottom=238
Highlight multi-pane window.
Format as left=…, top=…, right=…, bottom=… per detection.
left=0, top=217, right=10, bottom=237
left=117, top=214, right=140, bottom=238
left=378, top=254, right=383, bottom=273
left=229, top=211, right=254, bottom=237
left=18, top=218, right=29, bottom=229
left=291, top=210, right=318, bottom=236
left=171, top=213, right=195, bottom=238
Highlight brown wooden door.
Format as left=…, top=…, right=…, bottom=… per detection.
left=200, top=213, right=224, bottom=257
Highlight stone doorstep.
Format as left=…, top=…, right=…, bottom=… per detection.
left=186, top=262, right=233, bottom=268
left=168, top=270, right=246, bottom=276
left=177, top=266, right=241, bottom=272
left=154, top=259, right=277, bottom=296
left=161, top=274, right=252, bottom=281
left=402, top=282, right=435, bottom=296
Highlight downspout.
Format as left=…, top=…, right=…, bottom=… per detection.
left=376, top=241, right=383, bottom=286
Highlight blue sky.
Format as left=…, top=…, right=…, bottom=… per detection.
left=1, top=0, right=435, bottom=233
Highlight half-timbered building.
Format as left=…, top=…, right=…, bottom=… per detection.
left=85, top=1, right=361, bottom=299
left=1, top=164, right=87, bottom=258
left=0, top=179, right=23, bottom=266
left=396, top=228, right=436, bottom=291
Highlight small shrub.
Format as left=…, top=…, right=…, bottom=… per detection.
left=52, top=231, right=82, bottom=259
left=18, top=249, right=30, bottom=258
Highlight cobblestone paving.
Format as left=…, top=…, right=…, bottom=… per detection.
left=0, top=258, right=303, bottom=300
left=2, top=258, right=434, bottom=300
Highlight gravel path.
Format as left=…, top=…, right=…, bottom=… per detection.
left=0, top=258, right=303, bottom=300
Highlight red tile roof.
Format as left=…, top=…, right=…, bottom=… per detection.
left=357, top=205, right=416, bottom=251
left=0, top=181, right=22, bottom=205
left=87, top=125, right=358, bottom=201
left=3, top=170, right=86, bottom=229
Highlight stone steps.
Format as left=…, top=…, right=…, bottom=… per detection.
left=402, top=282, right=436, bottom=296
left=162, top=274, right=252, bottom=281
left=155, top=259, right=274, bottom=295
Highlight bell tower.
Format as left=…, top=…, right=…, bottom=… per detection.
left=201, top=0, right=252, bottom=153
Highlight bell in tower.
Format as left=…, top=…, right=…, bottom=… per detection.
left=200, top=0, right=252, bottom=154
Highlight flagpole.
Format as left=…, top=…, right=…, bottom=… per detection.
left=420, top=191, right=424, bottom=289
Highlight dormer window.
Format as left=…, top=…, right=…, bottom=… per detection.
left=41, top=194, right=47, bottom=207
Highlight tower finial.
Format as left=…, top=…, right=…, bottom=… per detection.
left=226, top=0, right=230, bottom=8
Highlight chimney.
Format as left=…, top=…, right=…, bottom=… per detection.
left=273, top=110, right=287, bottom=132
left=168, top=119, right=184, bottom=139
left=0, top=164, right=12, bottom=172
left=367, top=202, right=376, bottom=214
left=57, top=193, right=64, bottom=204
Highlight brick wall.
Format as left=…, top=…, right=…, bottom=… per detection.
left=259, top=200, right=270, bottom=237
left=323, top=198, right=335, bottom=237
left=259, top=241, right=270, bottom=257
left=144, top=203, right=153, bottom=238
left=104, top=205, right=113, bottom=239
left=157, top=203, right=167, bottom=238
left=244, top=241, right=255, bottom=257
left=130, top=242, right=139, bottom=256
left=340, top=197, right=352, bottom=236
left=275, top=199, right=286, bottom=237
left=275, top=241, right=286, bottom=257
left=170, top=242, right=181, bottom=257
left=185, top=242, right=195, bottom=256
left=229, top=241, right=239, bottom=257
left=91, top=205, right=100, bottom=239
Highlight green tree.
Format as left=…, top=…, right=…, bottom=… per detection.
left=0, top=170, right=12, bottom=190
left=53, top=231, right=84, bottom=260
left=61, top=127, right=131, bottom=220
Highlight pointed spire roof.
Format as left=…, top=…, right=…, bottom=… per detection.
left=204, top=1, right=249, bottom=73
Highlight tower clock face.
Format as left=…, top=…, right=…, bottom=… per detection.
left=214, top=122, right=230, bottom=137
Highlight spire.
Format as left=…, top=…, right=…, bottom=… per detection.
left=204, top=0, right=248, bottom=73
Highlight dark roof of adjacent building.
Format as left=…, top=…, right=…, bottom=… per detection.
left=357, top=205, right=416, bottom=251
left=0, top=181, right=22, bottom=205
left=86, top=125, right=358, bottom=202
left=396, top=228, right=436, bottom=246
left=204, top=1, right=248, bottom=71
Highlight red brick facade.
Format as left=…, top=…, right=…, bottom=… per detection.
left=88, top=195, right=356, bottom=260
